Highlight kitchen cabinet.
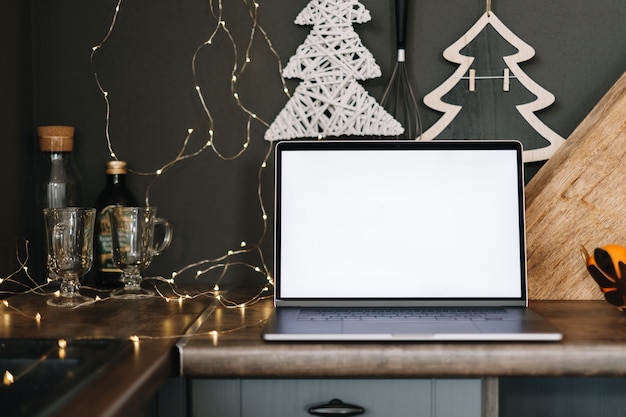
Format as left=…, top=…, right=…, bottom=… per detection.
left=180, top=298, right=626, bottom=417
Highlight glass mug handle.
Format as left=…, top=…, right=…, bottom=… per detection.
left=153, top=217, right=173, bottom=255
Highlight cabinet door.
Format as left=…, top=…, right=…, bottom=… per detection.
left=432, top=379, right=483, bottom=417
left=500, top=377, right=626, bottom=417
left=192, top=379, right=241, bottom=417
left=191, top=378, right=482, bottom=417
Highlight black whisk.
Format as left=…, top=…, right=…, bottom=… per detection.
left=380, top=0, right=423, bottom=140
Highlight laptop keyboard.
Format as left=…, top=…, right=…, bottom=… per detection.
left=297, top=308, right=512, bottom=321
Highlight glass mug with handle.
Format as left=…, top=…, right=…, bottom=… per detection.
left=44, top=207, right=96, bottom=307
left=108, top=207, right=172, bottom=299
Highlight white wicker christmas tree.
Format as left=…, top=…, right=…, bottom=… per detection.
left=265, top=0, right=403, bottom=141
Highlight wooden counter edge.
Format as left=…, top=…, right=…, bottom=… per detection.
left=52, top=339, right=177, bottom=417
left=181, top=342, right=626, bottom=378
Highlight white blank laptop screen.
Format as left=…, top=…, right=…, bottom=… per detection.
left=277, top=145, right=524, bottom=300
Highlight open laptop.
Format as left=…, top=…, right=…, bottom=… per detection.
left=263, top=140, right=562, bottom=342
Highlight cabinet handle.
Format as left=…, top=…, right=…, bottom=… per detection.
left=308, top=398, right=365, bottom=416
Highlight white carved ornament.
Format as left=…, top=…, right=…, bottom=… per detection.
left=422, top=12, right=566, bottom=162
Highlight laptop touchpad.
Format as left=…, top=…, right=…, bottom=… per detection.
left=342, top=320, right=479, bottom=334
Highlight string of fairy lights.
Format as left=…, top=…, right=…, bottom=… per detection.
left=88, top=0, right=285, bottom=295
left=0, top=0, right=291, bottom=383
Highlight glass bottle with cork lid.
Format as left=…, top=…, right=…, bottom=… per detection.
left=94, top=160, right=138, bottom=289
left=32, top=125, right=83, bottom=283
left=36, top=125, right=82, bottom=208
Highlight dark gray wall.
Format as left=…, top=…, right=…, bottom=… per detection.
left=0, top=1, right=32, bottom=286
left=6, top=0, right=626, bottom=287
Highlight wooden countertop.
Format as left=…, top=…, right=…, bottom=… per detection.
left=0, top=288, right=213, bottom=417
left=181, top=297, right=626, bottom=378
left=4, top=287, right=626, bottom=416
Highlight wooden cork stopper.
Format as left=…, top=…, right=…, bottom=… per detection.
left=38, top=125, right=74, bottom=152
left=105, top=160, right=128, bottom=175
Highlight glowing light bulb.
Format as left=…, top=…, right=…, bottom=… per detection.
left=58, top=339, right=67, bottom=349
left=3, top=370, right=14, bottom=386
left=131, top=335, right=140, bottom=355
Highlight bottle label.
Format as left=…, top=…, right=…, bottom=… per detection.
left=97, top=205, right=122, bottom=273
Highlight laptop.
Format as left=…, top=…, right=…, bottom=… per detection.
left=263, top=140, right=562, bottom=342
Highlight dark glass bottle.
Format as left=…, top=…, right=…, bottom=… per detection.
left=94, top=161, right=138, bottom=288
left=32, top=126, right=82, bottom=283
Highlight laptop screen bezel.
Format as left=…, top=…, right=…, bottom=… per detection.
left=273, top=140, right=528, bottom=308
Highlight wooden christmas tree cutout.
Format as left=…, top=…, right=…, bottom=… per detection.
left=422, top=11, right=566, bottom=162
left=265, top=0, right=403, bottom=141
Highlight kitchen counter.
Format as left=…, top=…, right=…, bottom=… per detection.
left=181, top=297, right=626, bottom=378
left=0, top=286, right=213, bottom=417
left=3, top=287, right=626, bottom=417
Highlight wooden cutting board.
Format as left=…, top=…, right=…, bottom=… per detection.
left=525, top=71, right=626, bottom=300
